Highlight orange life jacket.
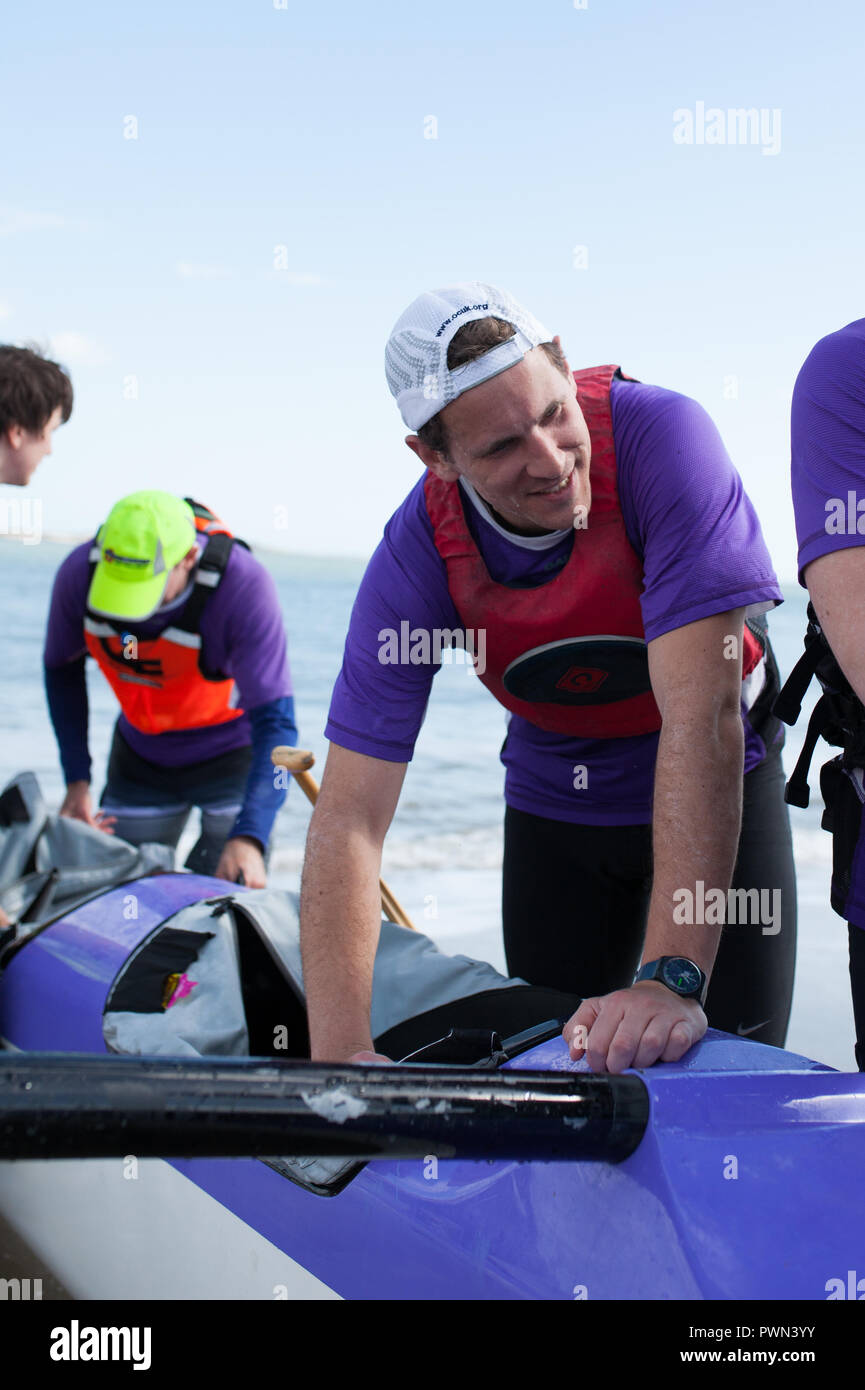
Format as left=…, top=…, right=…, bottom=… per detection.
left=83, top=499, right=248, bottom=737
left=425, top=366, right=763, bottom=738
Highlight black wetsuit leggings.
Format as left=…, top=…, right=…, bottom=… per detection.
left=848, top=926, right=865, bottom=1070
left=502, top=744, right=797, bottom=1049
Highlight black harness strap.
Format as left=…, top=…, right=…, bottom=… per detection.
left=783, top=694, right=832, bottom=808
left=774, top=601, right=865, bottom=805
left=773, top=641, right=822, bottom=727
left=175, top=532, right=235, bottom=635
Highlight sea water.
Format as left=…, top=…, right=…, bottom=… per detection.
left=0, top=538, right=854, bottom=1069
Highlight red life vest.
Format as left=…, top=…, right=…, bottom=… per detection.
left=83, top=499, right=248, bottom=737
left=424, top=365, right=763, bottom=738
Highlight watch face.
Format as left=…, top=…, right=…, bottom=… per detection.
left=661, top=957, right=702, bottom=995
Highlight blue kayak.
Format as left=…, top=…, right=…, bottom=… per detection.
left=1, top=862, right=864, bottom=1302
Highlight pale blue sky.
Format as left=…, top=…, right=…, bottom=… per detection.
left=1, top=0, right=862, bottom=576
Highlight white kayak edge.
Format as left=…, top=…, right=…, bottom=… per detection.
left=0, top=1157, right=341, bottom=1301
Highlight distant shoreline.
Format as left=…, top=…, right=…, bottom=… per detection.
left=0, top=532, right=368, bottom=569
left=0, top=535, right=800, bottom=586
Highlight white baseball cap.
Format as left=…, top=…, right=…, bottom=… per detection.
left=384, top=281, right=552, bottom=431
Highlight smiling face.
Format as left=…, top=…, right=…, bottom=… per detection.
left=406, top=343, right=591, bottom=535
left=0, top=404, right=65, bottom=486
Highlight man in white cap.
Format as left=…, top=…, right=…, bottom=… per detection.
left=300, top=283, right=795, bottom=1071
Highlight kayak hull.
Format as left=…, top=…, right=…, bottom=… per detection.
left=1, top=873, right=863, bottom=1301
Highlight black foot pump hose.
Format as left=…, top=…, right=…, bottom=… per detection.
left=0, top=1053, right=649, bottom=1164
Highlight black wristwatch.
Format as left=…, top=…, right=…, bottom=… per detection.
left=634, top=956, right=708, bottom=1005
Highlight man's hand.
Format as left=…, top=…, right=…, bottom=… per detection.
left=215, top=836, right=267, bottom=888
left=349, top=1050, right=394, bottom=1065
left=0, top=906, right=11, bottom=929
left=563, top=981, right=706, bottom=1074
left=59, top=781, right=116, bottom=833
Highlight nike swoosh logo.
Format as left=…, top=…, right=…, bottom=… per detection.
left=736, top=1019, right=771, bottom=1036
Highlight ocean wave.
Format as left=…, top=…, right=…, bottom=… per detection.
left=269, top=822, right=831, bottom=876
left=269, top=825, right=505, bottom=875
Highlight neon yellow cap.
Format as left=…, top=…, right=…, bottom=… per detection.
left=87, top=491, right=197, bottom=620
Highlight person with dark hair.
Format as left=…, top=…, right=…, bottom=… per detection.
left=778, top=318, right=865, bottom=1069
left=0, top=345, right=73, bottom=928
left=299, top=281, right=796, bottom=1071
left=0, top=345, right=73, bottom=486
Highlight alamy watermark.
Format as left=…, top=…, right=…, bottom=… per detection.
left=673, top=102, right=781, bottom=156
left=377, top=622, right=486, bottom=675
left=826, top=1270, right=865, bottom=1299
left=50, top=1321, right=151, bottom=1369
left=0, top=1276, right=42, bottom=1299
left=0, top=496, right=42, bottom=545
left=673, top=880, right=781, bottom=935
left=825, top=492, right=865, bottom=534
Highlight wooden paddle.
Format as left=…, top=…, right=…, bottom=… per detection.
left=271, top=746, right=417, bottom=931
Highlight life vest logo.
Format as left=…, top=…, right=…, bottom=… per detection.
left=98, top=637, right=164, bottom=685
left=555, top=665, right=609, bottom=695
left=103, top=548, right=150, bottom=567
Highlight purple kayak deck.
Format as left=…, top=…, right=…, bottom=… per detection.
left=166, top=1035, right=863, bottom=1301
left=0, top=873, right=232, bottom=1052
left=2, top=873, right=863, bottom=1299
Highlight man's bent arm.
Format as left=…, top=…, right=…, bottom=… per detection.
left=300, top=743, right=407, bottom=1061
left=44, top=656, right=92, bottom=785
left=641, top=608, right=746, bottom=978
left=564, top=609, right=746, bottom=1072
left=804, top=551, right=865, bottom=703
left=229, top=695, right=298, bottom=851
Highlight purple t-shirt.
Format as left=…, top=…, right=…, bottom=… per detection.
left=44, top=540, right=293, bottom=767
left=791, top=318, right=865, bottom=928
left=325, top=376, right=782, bottom=825
left=792, top=318, right=865, bottom=580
